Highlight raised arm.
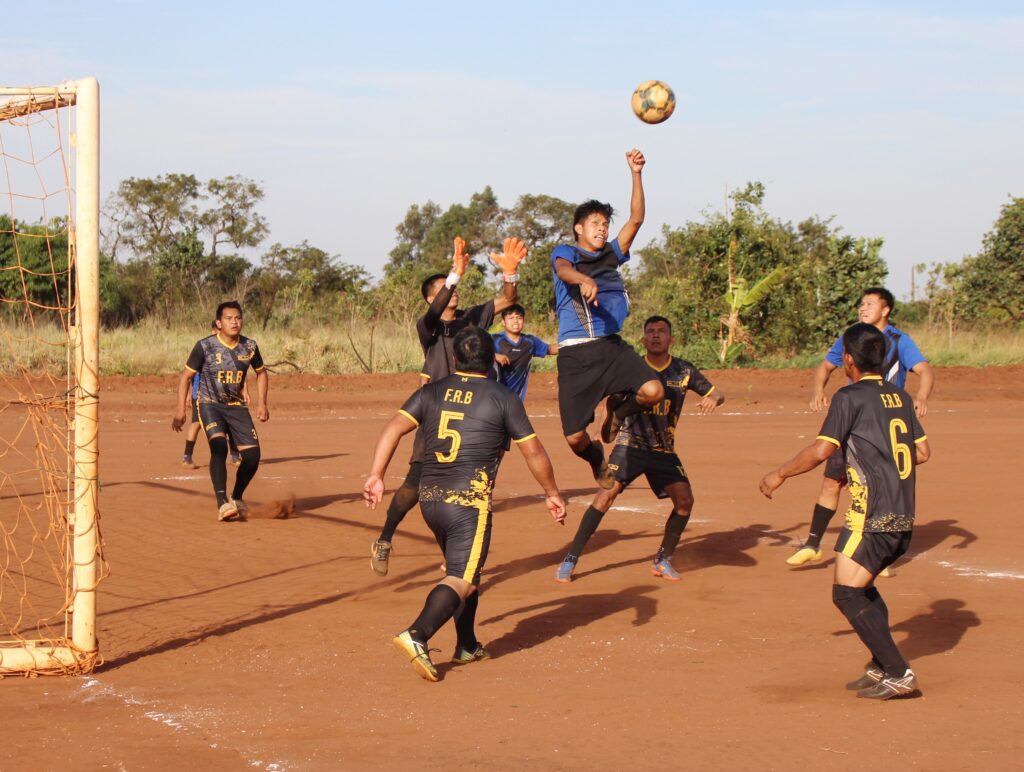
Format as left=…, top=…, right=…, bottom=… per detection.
left=616, top=149, right=646, bottom=252
left=515, top=436, right=567, bottom=524
left=490, top=237, right=526, bottom=314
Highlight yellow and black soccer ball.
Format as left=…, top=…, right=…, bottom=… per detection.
left=631, top=80, right=676, bottom=125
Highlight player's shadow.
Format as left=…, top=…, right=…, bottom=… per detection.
left=478, top=585, right=659, bottom=659
left=903, top=518, right=978, bottom=558
left=259, top=452, right=348, bottom=466
left=833, top=598, right=980, bottom=661
left=678, top=523, right=800, bottom=571
left=493, top=487, right=600, bottom=513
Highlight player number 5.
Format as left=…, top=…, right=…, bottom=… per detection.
left=436, top=410, right=465, bottom=463
left=889, top=418, right=912, bottom=480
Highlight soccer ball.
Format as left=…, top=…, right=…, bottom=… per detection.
left=631, top=80, right=676, bottom=125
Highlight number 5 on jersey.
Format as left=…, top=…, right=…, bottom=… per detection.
left=436, top=410, right=465, bottom=463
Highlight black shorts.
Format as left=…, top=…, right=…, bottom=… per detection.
left=409, top=425, right=427, bottom=465
left=556, top=335, right=658, bottom=435
left=835, top=528, right=911, bottom=576
left=190, top=398, right=200, bottom=423
left=823, top=451, right=847, bottom=483
left=198, top=402, right=259, bottom=448
left=608, top=445, right=689, bottom=499
left=420, top=498, right=492, bottom=586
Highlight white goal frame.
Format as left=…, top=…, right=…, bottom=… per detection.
left=0, top=78, right=100, bottom=674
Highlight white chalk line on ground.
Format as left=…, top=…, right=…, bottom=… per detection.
left=934, top=560, right=1024, bottom=581
left=79, top=678, right=290, bottom=770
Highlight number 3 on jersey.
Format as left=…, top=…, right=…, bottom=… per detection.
left=436, top=410, right=465, bottom=463
left=889, top=418, right=912, bottom=480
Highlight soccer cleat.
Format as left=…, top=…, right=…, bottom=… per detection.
left=181, top=455, right=198, bottom=469
left=857, top=669, right=919, bottom=700
left=217, top=501, right=240, bottom=522
left=846, top=666, right=885, bottom=691
left=593, top=459, right=616, bottom=490
left=651, top=557, right=682, bottom=581
left=370, top=539, right=392, bottom=576
left=600, top=395, right=625, bottom=444
left=786, top=546, right=824, bottom=566
left=554, top=557, right=577, bottom=583
left=231, top=498, right=249, bottom=519
left=229, top=452, right=242, bottom=467
left=451, top=643, right=491, bottom=664
left=393, top=631, right=438, bottom=682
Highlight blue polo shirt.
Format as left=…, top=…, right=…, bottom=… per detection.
left=825, top=324, right=926, bottom=388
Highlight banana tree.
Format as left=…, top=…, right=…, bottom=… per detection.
left=719, top=237, right=789, bottom=363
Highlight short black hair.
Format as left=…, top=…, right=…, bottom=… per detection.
left=644, top=315, right=672, bottom=334
left=842, top=322, right=886, bottom=373
left=573, top=200, right=614, bottom=242
left=216, top=301, right=242, bottom=319
left=453, top=326, right=495, bottom=373
left=501, top=303, right=525, bottom=318
left=421, top=273, right=447, bottom=301
left=860, top=286, right=895, bottom=313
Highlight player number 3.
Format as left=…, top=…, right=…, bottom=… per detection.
left=436, top=410, right=465, bottom=463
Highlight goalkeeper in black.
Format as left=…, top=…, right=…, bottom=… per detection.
left=363, top=326, right=566, bottom=682
left=760, top=322, right=931, bottom=700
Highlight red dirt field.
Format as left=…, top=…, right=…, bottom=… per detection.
left=2, top=366, right=1021, bottom=770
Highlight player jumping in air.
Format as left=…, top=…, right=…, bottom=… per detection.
left=492, top=303, right=557, bottom=401
left=171, top=301, right=269, bottom=521
left=364, top=327, right=566, bottom=682
left=787, top=287, right=934, bottom=567
left=555, top=316, right=724, bottom=583
left=760, top=323, right=931, bottom=700
left=552, top=149, right=664, bottom=488
left=370, top=237, right=527, bottom=576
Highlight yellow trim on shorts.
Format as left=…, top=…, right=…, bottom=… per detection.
left=817, top=435, right=841, bottom=447
left=512, top=433, right=537, bottom=444
left=915, top=435, right=928, bottom=443
left=461, top=500, right=490, bottom=584
left=397, top=409, right=419, bottom=426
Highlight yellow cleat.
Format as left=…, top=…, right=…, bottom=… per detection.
left=786, top=546, right=823, bottom=566
left=393, top=631, right=438, bottom=682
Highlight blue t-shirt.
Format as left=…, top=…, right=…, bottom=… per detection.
left=492, top=332, right=551, bottom=401
left=825, top=324, right=926, bottom=388
left=551, top=238, right=631, bottom=343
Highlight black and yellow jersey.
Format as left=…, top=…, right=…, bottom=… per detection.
left=185, top=334, right=265, bottom=405
left=398, top=372, right=534, bottom=505
left=416, top=284, right=496, bottom=384
left=616, top=356, right=714, bottom=454
left=818, top=375, right=927, bottom=533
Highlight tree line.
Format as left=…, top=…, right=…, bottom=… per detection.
left=2, top=173, right=1020, bottom=367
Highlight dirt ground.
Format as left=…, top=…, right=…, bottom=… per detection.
left=2, top=366, right=1021, bottom=770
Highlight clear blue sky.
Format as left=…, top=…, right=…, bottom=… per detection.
left=5, top=1, right=1023, bottom=298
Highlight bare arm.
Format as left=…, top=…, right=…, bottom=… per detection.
left=253, top=368, right=269, bottom=422
left=696, top=389, right=725, bottom=415
left=555, top=257, right=598, bottom=305
left=493, top=278, right=518, bottom=315
left=616, top=149, right=646, bottom=252
left=171, top=370, right=194, bottom=431
left=515, top=436, right=567, bottom=523
left=759, top=439, right=837, bottom=499
left=546, top=341, right=559, bottom=355
left=810, top=360, right=839, bottom=411
left=363, top=413, right=418, bottom=508
left=911, top=362, right=935, bottom=418
left=915, top=438, right=931, bottom=465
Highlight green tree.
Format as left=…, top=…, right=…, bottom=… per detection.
left=0, top=215, right=71, bottom=317
left=958, top=196, right=1024, bottom=322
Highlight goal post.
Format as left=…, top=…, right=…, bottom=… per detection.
left=0, top=78, right=103, bottom=675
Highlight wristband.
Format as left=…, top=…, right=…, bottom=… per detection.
left=502, top=273, right=519, bottom=284
left=445, top=271, right=462, bottom=289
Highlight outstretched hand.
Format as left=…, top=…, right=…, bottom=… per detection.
left=490, top=237, right=528, bottom=275
left=452, top=236, right=469, bottom=276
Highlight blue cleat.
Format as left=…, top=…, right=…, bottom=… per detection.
left=651, top=557, right=682, bottom=581
left=555, top=557, right=577, bottom=583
